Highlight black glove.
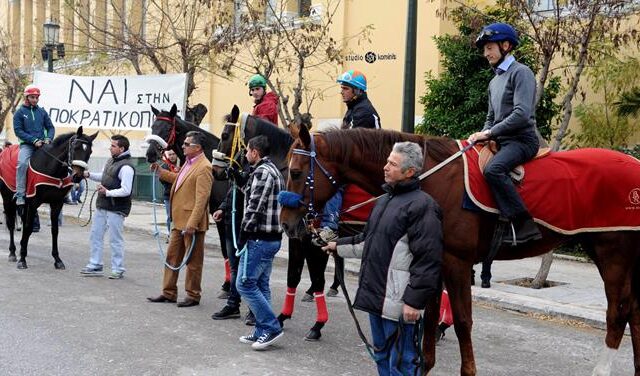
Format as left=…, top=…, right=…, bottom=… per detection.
left=237, top=230, right=249, bottom=250
left=228, top=166, right=249, bottom=186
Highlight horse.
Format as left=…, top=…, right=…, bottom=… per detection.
left=279, top=125, right=640, bottom=376
left=217, top=105, right=343, bottom=340
left=0, top=127, right=98, bottom=269
left=144, top=104, right=231, bottom=289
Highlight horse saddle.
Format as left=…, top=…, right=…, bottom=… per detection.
left=477, top=141, right=550, bottom=182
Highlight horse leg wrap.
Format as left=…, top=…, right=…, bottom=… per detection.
left=314, top=292, right=329, bottom=323
left=223, top=258, right=231, bottom=283
left=281, top=287, right=296, bottom=316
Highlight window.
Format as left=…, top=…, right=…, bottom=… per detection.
left=299, top=0, right=312, bottom=17
left=529, top=0, right=568, bottom=12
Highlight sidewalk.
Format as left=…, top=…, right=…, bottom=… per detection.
left=55, top=199, right=611, bottom=331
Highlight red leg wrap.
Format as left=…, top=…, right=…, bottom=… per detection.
left=281, top=287, right=296, bottom=316
left=314, top=292, right=329, bottom=323
left=223, top=258, right=230, bottom=283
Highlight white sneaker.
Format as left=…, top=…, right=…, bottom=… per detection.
left=251, top=331, right=283, bottom=350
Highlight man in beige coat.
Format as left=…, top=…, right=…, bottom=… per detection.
left=147, top=131, right=213, bottom=307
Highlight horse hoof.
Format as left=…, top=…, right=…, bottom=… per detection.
left=304, top=328, right=322, bottom=341
left=8, top=254, right=17, bottom=262
left=277, top=313, right=291, bottom=329
left=16, top=260, right=27, bottom=269
left=54, top=261, right=66, bottom=270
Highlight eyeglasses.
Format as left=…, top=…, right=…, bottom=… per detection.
left=182, top=142, right=199, bottom=148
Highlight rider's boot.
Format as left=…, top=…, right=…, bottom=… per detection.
left=504, top=215, right=542, bottom=245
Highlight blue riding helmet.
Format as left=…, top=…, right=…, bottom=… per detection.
left=337, top=70, right=367, bottom=92
left=475, top=23, right=519, bottom=49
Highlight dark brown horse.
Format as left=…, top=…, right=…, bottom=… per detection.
left=215, top=105, right=342, bottom=340
left=279, top=126, right=640, bottom=376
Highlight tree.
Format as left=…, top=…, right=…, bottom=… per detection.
left=0, top=27, right=27, bottom=135
left=219, top=0, right=372, bottom=127
left=572, top=55, right=640, bottom=148
left=65, top=0, right=237, bottom=100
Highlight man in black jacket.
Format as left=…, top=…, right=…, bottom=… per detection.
left=323, top=141, right=443, bottom=375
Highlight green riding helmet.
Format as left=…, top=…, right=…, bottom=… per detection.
left=248, top=74, right=267, bottom=89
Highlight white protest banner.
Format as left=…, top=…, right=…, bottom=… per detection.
left=33, top=71, right=188, bottom=130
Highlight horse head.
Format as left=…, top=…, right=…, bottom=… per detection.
left=214, top=105, right=243, bottom=159
left=146, top=104, right=179, bottom=163
left=67, top=126, right=98, bottom=182
left=280, top=124, right=340, bottom=239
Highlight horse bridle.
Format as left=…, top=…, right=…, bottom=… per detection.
left=155, top=116, right=177, bottom=148
left=291, top=134, right=338, bottom=225
left=40, top=135, right=91, bottom=172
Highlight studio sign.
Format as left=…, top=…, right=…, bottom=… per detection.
left=345, top=51, right=397, bottom=64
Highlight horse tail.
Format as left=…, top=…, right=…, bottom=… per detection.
left=633, top=233, right=640, bottom=307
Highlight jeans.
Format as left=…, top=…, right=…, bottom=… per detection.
left=163, top=198, right=171, bottom=234
left=16, top=144, right=35, bottom=199
left=320, top=186, right=344, bottom=230
left=483, top=138, right=538, bottom=219
left=369, top=314, right=417, bottom=376
left=225, top=225, right=242, bottom=308
left=236, top=239, right=281, bottom=337
left=87, top=208, right=126, bottom=273
left=71, top=180, right=85, bottom=203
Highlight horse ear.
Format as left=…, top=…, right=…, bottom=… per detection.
left=170, top=104, right=178, bottom=117
left=298, top=121, right=311, bottom=147
left=289, top=121, right=300, bottom=139
left=88, top=131, right=98, bottom=142
left=151, top=105, right=159, bottom=116
left=231, top=105, right=240, bottom=122
left=76, top=126, right=83, bottom=136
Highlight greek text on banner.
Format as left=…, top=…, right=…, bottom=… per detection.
left=33, top=71, right=188, bottom=130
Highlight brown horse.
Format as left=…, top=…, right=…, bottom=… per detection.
left=279, top=125, right=640, bottom=376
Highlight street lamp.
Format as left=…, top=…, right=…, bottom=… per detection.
left=41, top=21, right=65, bottom=73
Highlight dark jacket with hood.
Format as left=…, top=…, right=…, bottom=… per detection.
left=336, top=178, right=442, bottom=322
left=13, top=104, right=55, bottom=145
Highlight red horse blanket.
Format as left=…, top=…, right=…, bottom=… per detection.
left=459, top=140, right=640, bottom=234
left=341, top=184, right=375, bottom=223
left=0, top=144, right=73, bottom=197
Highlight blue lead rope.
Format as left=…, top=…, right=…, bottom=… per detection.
left=231, top=182, right=249, bottom=282
left=151, top=172, right=196, bottom=271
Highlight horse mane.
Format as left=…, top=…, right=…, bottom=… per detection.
left=321, top=129, right=455, bottom=167
left=51, top=132, right=77, bottom=148
left=251, top=116, right=293, bottom=154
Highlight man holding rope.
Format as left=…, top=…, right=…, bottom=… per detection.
left=80, top=135, right=135, bottom=279
left=147, top=131, right=213, bottom=307
left=322, top=142, right=443, bottom=375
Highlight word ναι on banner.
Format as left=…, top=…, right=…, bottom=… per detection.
left=33, top=71, right=188, bottom=130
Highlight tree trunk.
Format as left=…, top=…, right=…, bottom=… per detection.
left=532, top=6, right=599, bottom=289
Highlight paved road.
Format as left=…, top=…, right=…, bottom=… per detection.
left=0, top=222, right=634, bottom=375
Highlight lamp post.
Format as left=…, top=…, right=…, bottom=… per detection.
left=42, top=21, right=63, bottom=73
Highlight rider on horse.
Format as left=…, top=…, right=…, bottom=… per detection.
left=315, top=70, right=382, bottom=245
left=13, top=84, right=55, bottom=210
left=248, top=74, right=279, bottom=126
left=468, top=23, right=542, bottom=244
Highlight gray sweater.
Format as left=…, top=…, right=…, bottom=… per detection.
left=482, top=60, right=537, bottom=140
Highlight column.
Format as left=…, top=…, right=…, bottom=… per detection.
left=10, top=0, right=22, bottom=66
left=94, top=0, right=107, bottom=46
left=24, top=0, right=33, bottom=66
left=63, top=0, right=74, bottom=54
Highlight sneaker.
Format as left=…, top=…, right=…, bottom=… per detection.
left=244, top=311, right=256, bottom=326
left=80, top=266, right=104, bottom=276
left=251, top=331, right=283, bottom=350
left=211, top=305, right=240, bottom=320
left=326, top=288, right=339, bottom=297
left=239, top=332, right=259, bottom=344
left=108, top=271, right=124, bottom=279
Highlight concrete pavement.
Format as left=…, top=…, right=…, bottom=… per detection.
left=53, top=199, right=613, bottom=331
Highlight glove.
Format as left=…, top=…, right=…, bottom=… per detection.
left=237, top=230, right=249, bottom=251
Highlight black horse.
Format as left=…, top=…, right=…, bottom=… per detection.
left=217, top=105, right=340, bottom=341
left=145, top=104, right=230, bottom=284
left=0, top=127, right=97, bottom=269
